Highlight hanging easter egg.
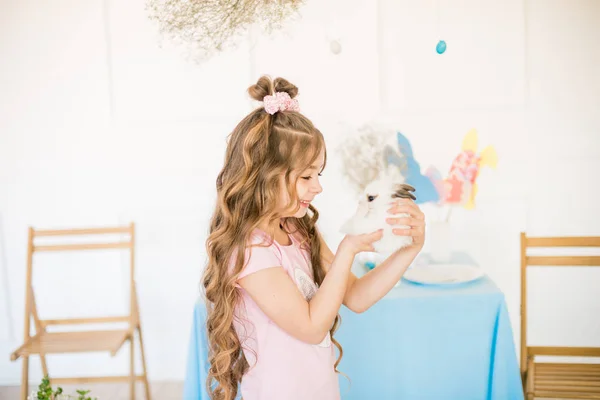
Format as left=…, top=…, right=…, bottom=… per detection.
left=436, top=40, right=447, bottom=54
left=330, top=39, right=342, bottom=55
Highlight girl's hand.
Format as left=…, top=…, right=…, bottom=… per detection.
left=386, top=199, right=426, bottom=248
left=338, top=229, right=384, bottom=257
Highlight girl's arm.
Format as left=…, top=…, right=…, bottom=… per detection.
left=238, top=230, right=382, bottom=345
left=324, top=199, right=426, bottom=313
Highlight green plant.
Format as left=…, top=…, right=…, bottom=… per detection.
left=33, top=376, right=96, bottom=400
left=36, top=376, right=62, bottom=400
left=76, top=389, right=93, bottom=400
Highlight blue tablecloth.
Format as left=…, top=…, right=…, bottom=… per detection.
left=184, top=254, right=523, bottom=400
left=183, top=299, right=211, bottom=400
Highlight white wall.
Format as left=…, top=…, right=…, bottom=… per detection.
left=1, top=0, right=599, bottom=384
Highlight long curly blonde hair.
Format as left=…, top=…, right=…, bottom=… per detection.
left=201, top=76, right=343, bottom=400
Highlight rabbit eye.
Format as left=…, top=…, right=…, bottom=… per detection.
left=367, top=195, right=377, bottom=202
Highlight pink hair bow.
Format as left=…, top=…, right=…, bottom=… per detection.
left=263, top=92, right=300, bottom=115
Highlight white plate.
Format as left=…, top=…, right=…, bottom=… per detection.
left=402, top=263, right=484, bottom=285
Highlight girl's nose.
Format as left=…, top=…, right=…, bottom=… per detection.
left=312, top=179, right=323, bottom=194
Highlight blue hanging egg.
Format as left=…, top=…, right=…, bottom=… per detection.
left=436, top=40, right=447, bottom=54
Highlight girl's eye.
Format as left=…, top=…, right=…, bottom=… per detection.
left=302, top=173, right=322, bottom=180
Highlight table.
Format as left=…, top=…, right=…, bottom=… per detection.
left=336, top=253, right=523, bottom=399
left=184, top=253, right=524, bottom=400
left=183, top=299, right=211, bottom=400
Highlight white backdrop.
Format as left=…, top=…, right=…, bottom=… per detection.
left=1, top=0, right=599, bottom=383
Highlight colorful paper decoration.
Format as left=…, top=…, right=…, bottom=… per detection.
left=443, top=129, right=497, bottom=209
left=386, top=129, right=497, bottom=212
left=425, top=166, right=446, bottom=202
left=384, top=132, right=441, bottom=204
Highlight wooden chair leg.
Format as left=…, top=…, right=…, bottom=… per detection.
left=20, top=356, right=29, bottom=400
left=525, top=356, right=535, bottom=400
left=40, top=354, right=49, bottom=378
left=526, top=392, right=534, bottom=400
left=138, top=327, right=151, bottom=400
left=130, top=334, right=136, bottom=400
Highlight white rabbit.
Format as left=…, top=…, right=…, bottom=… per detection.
left=340, top=169, right=416, bottom=255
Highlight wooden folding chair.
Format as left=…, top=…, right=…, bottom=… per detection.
left=10, top=223, right=151, bottom=400
left=520, top=233, right=600, bottom=399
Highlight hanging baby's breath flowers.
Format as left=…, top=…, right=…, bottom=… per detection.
left=146, top=0, right=305, bottom=62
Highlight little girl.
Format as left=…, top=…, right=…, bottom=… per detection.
left=202, top=76, right=425, bottom=400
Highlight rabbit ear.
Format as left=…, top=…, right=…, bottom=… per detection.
left=393, top=184, right=417, bottom=200
left=398, top=183, right=416, bottom=192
